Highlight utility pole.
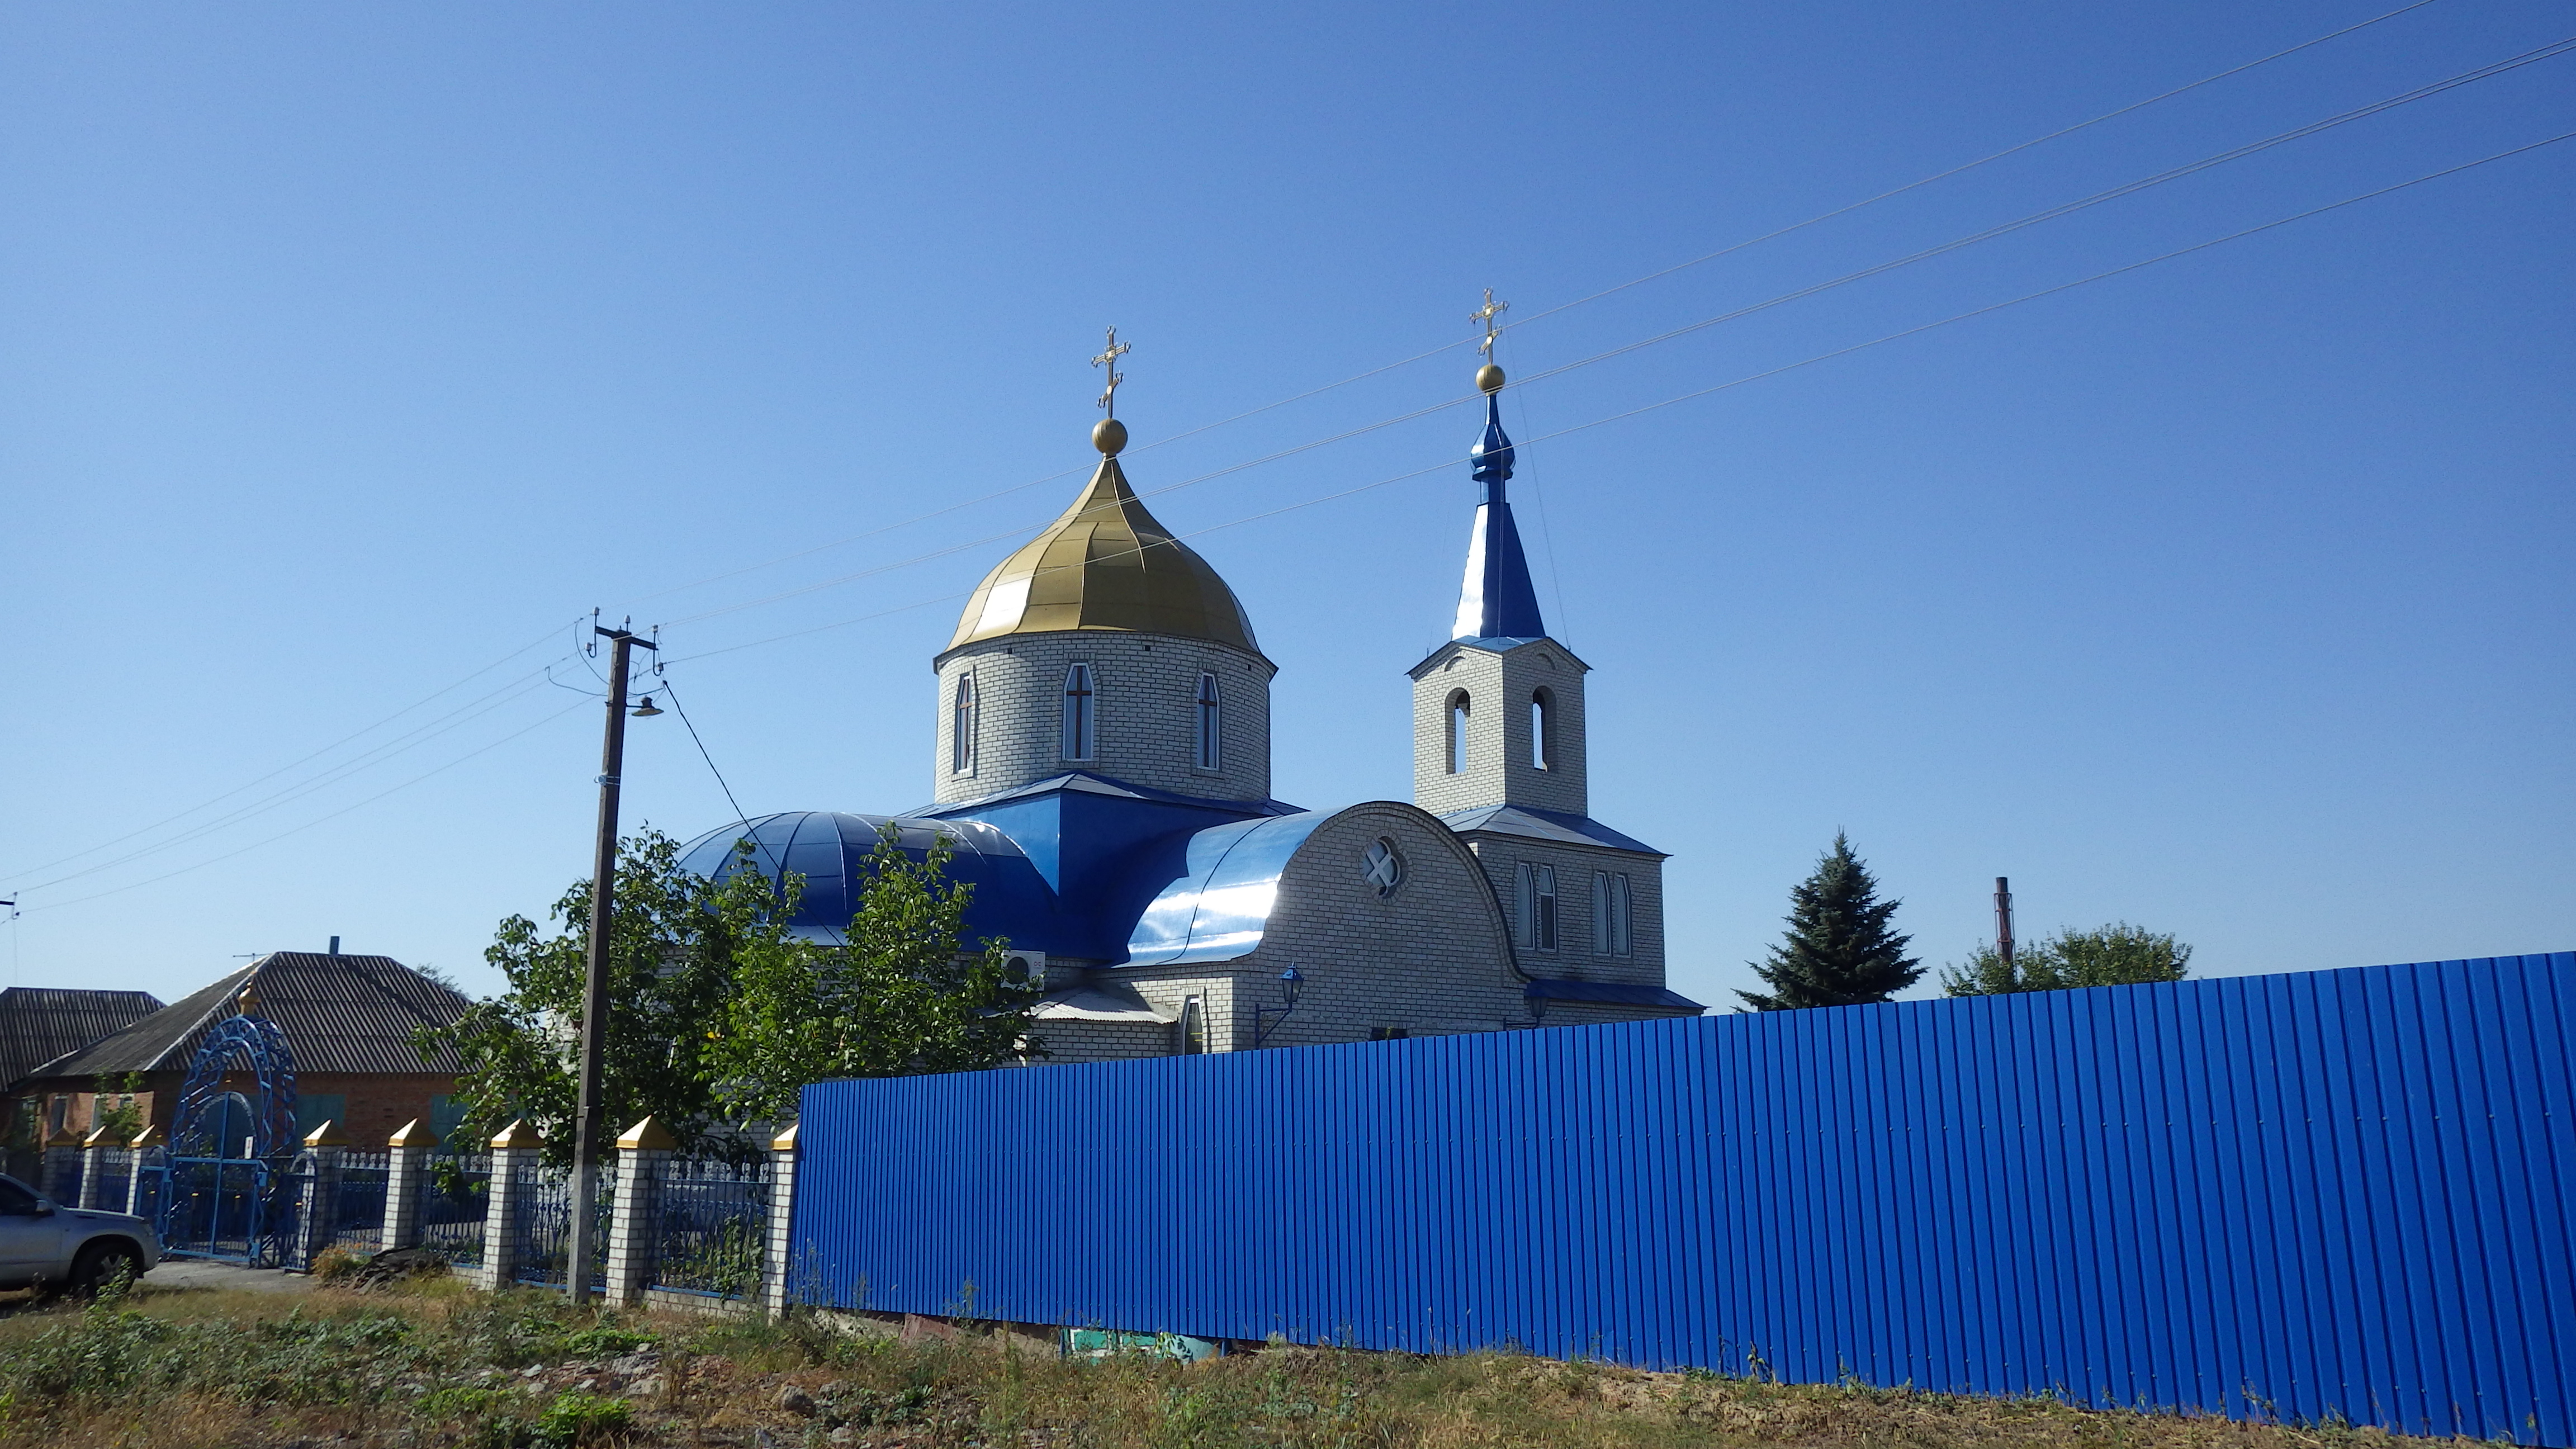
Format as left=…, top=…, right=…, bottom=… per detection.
left=565, top=621, right=657, bottom=1305
left=1994, top=877, right=2016, bottom=987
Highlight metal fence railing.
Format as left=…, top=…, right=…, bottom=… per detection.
left=91, top=1149, right=132, bottom=1215
left=422, top=1153, right=491, bottom=1267
left=332, top=1150, right=390, bottom=1254
left=511, top=1160, right=611, bottom=1290
left=648, top=1158, right=771, bottom=1300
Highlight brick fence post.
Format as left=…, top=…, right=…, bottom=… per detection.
left=126, top=1125, right=163, bottom=1218
left=42, top=1127, right=80, bottom=1204
left=382, top=1119, right=438, bottom=1252
left=760, top=1123, right=799, bottom=1319
left=293, top=1120, right=348, bottom=1270
left=478, top=1119, right=543, bottom=1292
left=605, top=1116, right=675, bottom=1309
left=78, top=1125, right=115, bottom=1209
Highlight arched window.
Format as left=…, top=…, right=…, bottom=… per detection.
left=1531, top=687, right=1555, bottom=770
left=1061, top=662, right=1096, bottom=761
left=951, top=673, right=978, bottom=774
left=1593, top=870, right=1632, bottom=956
left=1195, top=673, right=1222, bottom=770
left=1177, top=996, right=1208, bottom=1055
left=1514, top=863, right=1558, bottom=951
left=1446, top=690, right=1471, bottom=774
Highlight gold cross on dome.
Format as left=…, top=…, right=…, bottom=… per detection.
left=1470, top=288, right=1510, bottom=357
left=1091, top=326, right=1131, bottom=416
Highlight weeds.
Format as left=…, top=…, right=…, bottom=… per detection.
left=0, top=1286, right=2498, bottom=1448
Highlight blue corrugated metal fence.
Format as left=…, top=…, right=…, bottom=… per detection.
left=793, top=953, right=2575, bottom=1444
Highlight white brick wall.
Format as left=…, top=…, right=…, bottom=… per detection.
left=1461, top=835, right=1667, bottom=988
left=931, top=632, right=1276, bottom=804
left=1409, top=640, right=1589, bottom=817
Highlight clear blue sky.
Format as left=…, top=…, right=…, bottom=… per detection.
left=4, top=2, right=2569, bottom=1011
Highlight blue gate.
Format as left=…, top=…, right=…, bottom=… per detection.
left=157, top=1155, right=302, bottom=1266
left=793, top=951, right=2576, bottom=1445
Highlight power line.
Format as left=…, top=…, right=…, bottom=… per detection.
left=22, top=697, right=598, bottom=916
left=651, top=674, right=849, bottom=948
left=627, top=2, right=2438, bottom=612
left=7, top=660, right=577, bottom=897
left=653, top=33, right=2573, bottom=637
left=1507, top=0, right=2447, bottom=332
left=1503, top=33, right=2576, bottom=395
left=0, top=617, right=579, bottom=884
left=660, top=127, right=2573, bottom=667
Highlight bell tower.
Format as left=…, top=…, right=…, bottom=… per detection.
left=1409, top=359, right=1588, bottom=817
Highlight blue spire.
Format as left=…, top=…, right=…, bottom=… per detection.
left=1451, top=389, right=1547, bottom=641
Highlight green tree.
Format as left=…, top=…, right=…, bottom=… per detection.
left=709, top=827, right=1041, bottom=1123
left=1940, top=922, right=2192, bottom=995
left=417, top=828, right=803, bottom=1166
left=1739, top=832, right=1922, bottom=1010
left=89, top=1072, right=147, bottom=1143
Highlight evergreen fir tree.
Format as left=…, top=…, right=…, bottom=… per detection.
left=1739, top=831, right=1922, bottom=1010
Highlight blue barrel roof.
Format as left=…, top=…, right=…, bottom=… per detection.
left=676, top=811, right=1057, bottom=946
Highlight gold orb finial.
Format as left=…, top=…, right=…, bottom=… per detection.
left=1476, top=363, right=1505, bottom=395
left=1092, top=417, right=1128, bottom=456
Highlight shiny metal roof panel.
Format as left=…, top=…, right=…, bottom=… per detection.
left=1123, top=810, right=1333, bottom=968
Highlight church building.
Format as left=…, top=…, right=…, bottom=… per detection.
left=678, top=356, right=1702, bottom=1060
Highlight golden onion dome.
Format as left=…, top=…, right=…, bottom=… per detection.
left=945, top=453, right=1261, bottom=656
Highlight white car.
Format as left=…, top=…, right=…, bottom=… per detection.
left=0, top=1172, right=160, bottom=1295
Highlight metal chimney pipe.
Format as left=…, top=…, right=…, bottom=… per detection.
left=328, top=936, right=341, bottom=955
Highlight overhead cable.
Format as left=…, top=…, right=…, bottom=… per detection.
left=633, top=2, right=2440, bottom=609
left=657, top=34, right=2573, bottom=634
left=660, top=128, right=2573, bottom=667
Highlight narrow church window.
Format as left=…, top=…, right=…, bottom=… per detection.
left=1594, top=870, right=1632, bottom=956
left=1062, top=662, right=1096, bottom=761
left=1177, top=996, right=1208, bottom=1055
left=1516, top=863, right=1558, bottom=951
left=951, top=673, right=978, bottom=774
left=1195, top=673, right=1222, bottom=769
left=1532, top=688, right=1555, bottom=770
left=1446, top=690, right=1470, bottom=774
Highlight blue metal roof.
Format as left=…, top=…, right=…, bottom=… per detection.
left=1451, top=392, right=1547, bottom=641
left=1523, top=977, right=1703, bottom=1010
left=676, top=811, right=1055, bottom=947
left=1439, top=803, right=1666, bottom=856
left=683, top=775, right=1296, bottom=962
left=1122, top=811, right=1333, bottom=967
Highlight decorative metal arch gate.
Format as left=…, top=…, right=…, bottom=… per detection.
left=149, top=995, right=307, bottom=1265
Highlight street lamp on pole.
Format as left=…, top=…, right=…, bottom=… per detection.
left=564, top=621, right=659, bottom=1305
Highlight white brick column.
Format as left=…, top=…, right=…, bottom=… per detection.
left=77, top=1126, right=115, bottom=1209
left=477, top=1120, right=543, bottom=1292
left=381, top=1119, right=438, bottom=1251
left=125, top=1126, right=163, bottom=1218
left=604, top=1116, right=675, bottom=1308
left=760, top=1123, right=799, bottom=1318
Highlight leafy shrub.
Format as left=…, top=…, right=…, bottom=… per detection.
left=311, top=1244, right=368, bottom=1282
left=533, top=1389, right=631, bottom=1446
left=555, top=1324, right=657, bottom=1359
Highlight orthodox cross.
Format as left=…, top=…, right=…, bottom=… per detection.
left=1091, top=326, right=1131, bottom=417
left=1470, top=288, right=1510, bottom=357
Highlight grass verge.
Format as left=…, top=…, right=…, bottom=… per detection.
left=0, top=1273, right=2474, bottom=1448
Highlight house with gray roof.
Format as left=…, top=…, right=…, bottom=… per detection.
left=8, top=949, right=472, bottom=1153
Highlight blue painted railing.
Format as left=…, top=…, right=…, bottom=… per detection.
left=793, top=952, right=2575, bottom=1444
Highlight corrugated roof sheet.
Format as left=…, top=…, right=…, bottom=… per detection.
left=29, top=953, right=470, bottom=1079
left=0, top=987, right=167, bottom=1090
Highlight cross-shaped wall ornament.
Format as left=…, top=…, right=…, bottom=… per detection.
left=1091, top=326, right=1131, bottom=417
left=1470, top=289, right=1510, bottom=357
